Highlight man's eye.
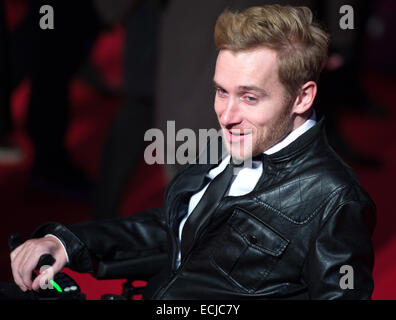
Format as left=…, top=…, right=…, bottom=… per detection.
left=244, top=95, right=257, bottom=103
left=217, top=88, right=227, bottom=96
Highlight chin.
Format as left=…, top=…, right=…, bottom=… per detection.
left=226, top=144, right=254, bottom=161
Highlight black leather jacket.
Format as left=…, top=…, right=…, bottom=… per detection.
left=33, top=117, right=376, bottom=299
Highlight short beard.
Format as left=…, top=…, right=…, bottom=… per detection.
left=253, top=97, right=294, bottom=156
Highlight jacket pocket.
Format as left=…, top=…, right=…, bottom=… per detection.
left=209, top=207, right=289, bottom=292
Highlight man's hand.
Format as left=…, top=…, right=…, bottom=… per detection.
left=10, top=237, right=67, bottom=292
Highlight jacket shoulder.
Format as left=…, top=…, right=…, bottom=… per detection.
left=254, top=147, right=375, bottom=225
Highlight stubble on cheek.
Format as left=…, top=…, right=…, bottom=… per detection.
left=253, top=106, right=294, bottom=155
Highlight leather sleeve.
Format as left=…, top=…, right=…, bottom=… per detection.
left=302, top=197, right=376, bottom=299
left=32, top=208, right=169, bottom=274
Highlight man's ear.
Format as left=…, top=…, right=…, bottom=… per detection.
left=292, top=81, right=317, bottom=115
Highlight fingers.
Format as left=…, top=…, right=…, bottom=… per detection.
left=32, top=255, right=65, bottom=291
left=10, top=237, right=66, bottom=292
left=32, top=266, right=54, bottom=292
left=10, top=245, right=24, bottom=290
left=10, top=241, right=35, bottom=291
left=19, top=249, right=38, bottom=291
left=10, top=254, right=27, bottom=291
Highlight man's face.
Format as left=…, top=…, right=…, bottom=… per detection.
left=214, top=47, right=294, bottom=160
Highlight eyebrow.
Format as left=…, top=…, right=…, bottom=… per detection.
left=212, top=80, right=223, bottom=89
left=238, top=85, right=267, bottom=96
left=213, top=80, right=267, bottom=96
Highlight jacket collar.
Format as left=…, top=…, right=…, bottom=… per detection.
left=263, top=115, right=327, bottom=163
left=169, top=114, right=327, bottom=200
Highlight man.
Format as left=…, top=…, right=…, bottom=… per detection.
left=10, top=5, right=376, bottom=299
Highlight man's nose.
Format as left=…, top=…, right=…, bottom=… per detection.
left=220, top=98, right=242, bottom=126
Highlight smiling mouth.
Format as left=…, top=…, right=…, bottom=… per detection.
left=224, top=128, right=252, bottom=143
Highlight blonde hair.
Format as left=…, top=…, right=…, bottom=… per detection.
left=214, top=5, right=329, bottom=98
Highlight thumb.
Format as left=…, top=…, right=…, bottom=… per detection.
left=32, top=258, right=64, bottom=291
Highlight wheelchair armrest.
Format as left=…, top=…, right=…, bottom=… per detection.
left=94, top=254, right=168, bottom=281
